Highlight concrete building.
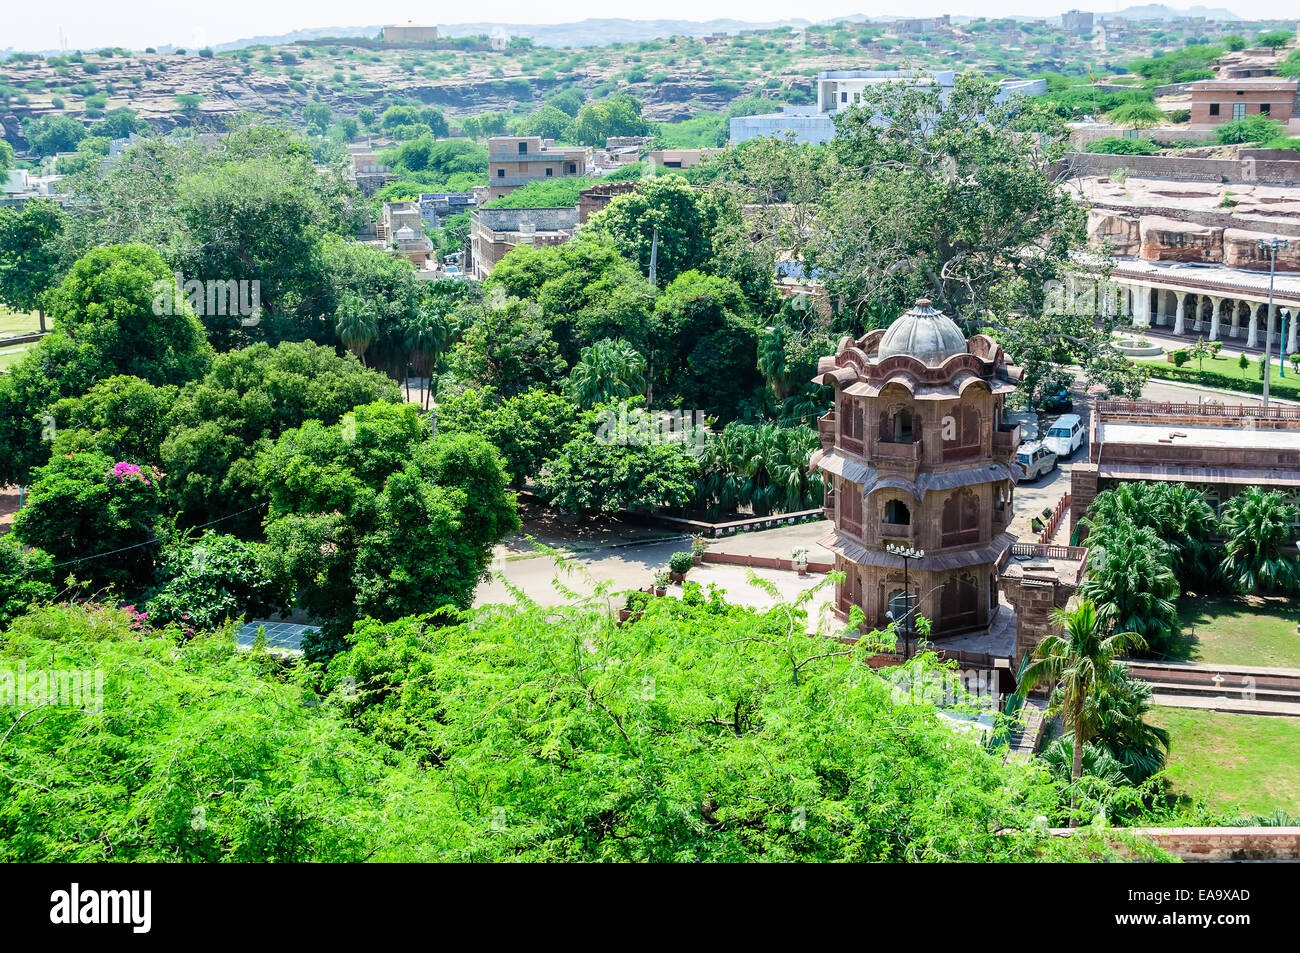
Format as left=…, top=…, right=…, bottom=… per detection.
left=1072, top=401, right=1300, bottom=543
left=487, top=136, right=590, bottom=201
left=730, top=70, right=1047, bottom=146
left=383, top=24, right=439, bottom=43
left=1061, top=9, right=1095, bottom=34
left=418, top=192, right=477, bottom=228
left=469, top=206, right=580, bottom=279
left=1188, top=78, right=1297, bottom=126
left=648, top=148, right=721, bottom=169
left=376, top=201, right=435, bottom=268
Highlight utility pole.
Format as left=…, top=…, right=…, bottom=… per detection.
left=1260, top=237, right=1289, bottom=408
left=648, top=226, right=659, bottom=289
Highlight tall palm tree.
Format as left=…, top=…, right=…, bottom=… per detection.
left=335, top=294, right=379, bottom=368
left=1018, top=599, right=1145, bottom=826
left=1079, top=522, right=1179, bottom=653
left=565, top=339, right=647, bottom=409
left=404, top=311, right=446, bottom=411
left=1219, top=486, right=1300, bottom=594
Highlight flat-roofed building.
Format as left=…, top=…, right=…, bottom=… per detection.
left=469, top=206, right=580, bottom=279
left=383, top=24, right=439, bottom=43
left=1072, top=400, right=1300, bottom=542
left=1188, top=78, right=1297, bottom=126
left=648, top=148, right=721, bottom=170
left=487, top=136, right=590, bottom=201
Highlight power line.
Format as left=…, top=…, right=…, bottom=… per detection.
left=20, top=502, right=267, bottom=576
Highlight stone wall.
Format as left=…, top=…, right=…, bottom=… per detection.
left=1051, top=827, right=1300, bottom=861
left=1062, top=152, right=1300, bottom=187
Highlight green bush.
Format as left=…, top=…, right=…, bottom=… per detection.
left=1142, top=361, right=1300, bottom=400
left=669, top=551, right=694, bottom=575
left=1170, top=349, right=1189, bottom=367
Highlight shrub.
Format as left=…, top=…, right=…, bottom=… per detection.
left=669, top=551, right=694, bottom=576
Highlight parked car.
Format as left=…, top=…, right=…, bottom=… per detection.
left=1043, top=414, right=1085, bottom=459
left=1016, top=442, right=1059, bottom=481
left=1039, top=386, right=1073, bottom=414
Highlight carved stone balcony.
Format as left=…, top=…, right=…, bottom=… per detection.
left=818, top=412, right=836, bottom=450
left=870, top=437, right=922, bottom=466
left=992, top=423, right=1020, bottom=456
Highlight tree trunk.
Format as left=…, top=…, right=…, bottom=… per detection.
left=1069, top=694, right=1085, bottom=828
left=38, top=308, right=46, bottom=334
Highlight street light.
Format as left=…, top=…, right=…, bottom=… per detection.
left=1282, top=308, right=1293, bottom=379
left=1259, top=237, right=1289, bottom=406
left=884, top=543, right=926, bottom=658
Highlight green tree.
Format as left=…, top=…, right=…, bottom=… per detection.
left=22, top=114, right=86, bottom=156
left=537, top=417, right=699, bottom=516
left=437, top=387, right=580, bottom=487
left=565, top=338, right=647, bottom=408
left=1078, top=522, right=1180, bottom=653
left=1106, top=102, right=1165, bottom=132
left=145, top=531, right=291, bottom=631
left=0, top=198, right=71, bottom=333
left=161, top=341, right=399, bottom=533
left=1219, top=487, right=1299, bottom=595
left=0, top=536, right=56, bottom=629
left=1018, top=600, right=1145, bottom=825
left=49, top=375, right=177, bottom=468
left=258, top=402, right=519, bottom=659
left=447, top=297, right=565, bottom=397
left=12, top=452, right=165, bottom=593
left=334, top=293, right=379, bottom=366
left=569, top=94, right=651, bottom=145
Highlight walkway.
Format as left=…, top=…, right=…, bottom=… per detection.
left=1124, top=659, right=1300, bottom=717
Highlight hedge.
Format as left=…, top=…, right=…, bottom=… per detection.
left=1142, top=360, right=1300, bottom=400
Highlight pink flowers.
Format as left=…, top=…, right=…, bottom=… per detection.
left=110, top=462, right=153, bottom=487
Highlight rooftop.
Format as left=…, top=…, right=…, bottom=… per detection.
left=1099, top=421, right=1300, bottom=451
left=876, top=298, right=969, bottom=367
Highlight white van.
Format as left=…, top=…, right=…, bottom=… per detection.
left=1044, top=414, right=1085, bottom=459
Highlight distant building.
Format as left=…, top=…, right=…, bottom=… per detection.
left=469, top=207, right=580, bottom=279
left=730, top=70, right=1047, bottom=146
left=418, top=192, right=477, bottom=228
left=377, top=201, right=435, bottom=269
left=648, top=148, right=721, bottom=169
left=383, top=24, right=439, bottom=43
left=893, top=16, right=951, bottom=36
left=348, top=143, right=396, bottom=196
left=487, top=136, right=590, bottom=201
left=1061, top=10, right=1094, bottom=34
left=1188, top=78, right=1297, bottom=126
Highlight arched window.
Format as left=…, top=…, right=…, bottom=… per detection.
left=942, top=404, right=981, bottom=460
left=887, top=588, right=909, bottom=625
left=883, top=499, right=911, bottom=525
left=893, top=410, right=914, bottom=444
left=941, top=489, right=980, bottom=546
left=940, top=573, right=979, bottom=630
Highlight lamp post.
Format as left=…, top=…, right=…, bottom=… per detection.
left=885, top=543, right=925, bottom=658
left=1282, top=308, right=1292, bottom=379
left=1259, top=237, right=1289, bottom=407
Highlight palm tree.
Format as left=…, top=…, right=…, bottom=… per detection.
left=565, top=339, right=647, bottom=409
left=1079, top=522, right=1180, bottom=653
left=1079, top=481, right=1218, bottom=588
left=1219, top=486, right=1300, bottom=594
left=1018, top=599, right=1145, bottom=826
left=404, top=311, right=446, bottom=411
left=335, top=294, right=379, bottom=367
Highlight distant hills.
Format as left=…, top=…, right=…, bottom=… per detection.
left=1099, top=5, right=1242, bottom=21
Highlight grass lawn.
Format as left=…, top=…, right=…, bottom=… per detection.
left=1166, top=594, right=1300, bottom=668
left=0, top=306, right=43, bottom=337
left=0, top=345, right=32, bottom=370
left=1148, top=707, right=1300, bottom=816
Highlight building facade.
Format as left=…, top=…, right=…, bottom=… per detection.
left=487, top=137, right=590, bottom=201
left=1188, top=78, right=1297, bottom=126
left=810, top=300, right=1023, bottom=638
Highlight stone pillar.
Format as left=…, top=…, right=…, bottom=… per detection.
left=1229, top=300, right=1240, bottom=339
left=1191, top=295, right=1204, bottom=333
left=1209, top=296, right=1222, bottom=341
left=1247, top=301, right=1261, bottom=349
left=1288, top=308, right=1298, bottom=356
left=1174, top=291, right=1187, bottom=335
left=1134, top=286, right=1150, bottom=327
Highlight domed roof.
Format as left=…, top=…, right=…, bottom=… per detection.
left=876, top=298, right=968, bottom=367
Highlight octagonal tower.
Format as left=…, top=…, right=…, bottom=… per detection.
left=810, top=299, right=1022, bottom=638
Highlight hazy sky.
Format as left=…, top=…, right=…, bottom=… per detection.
left=10, top=1, right=1298, bottom=53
